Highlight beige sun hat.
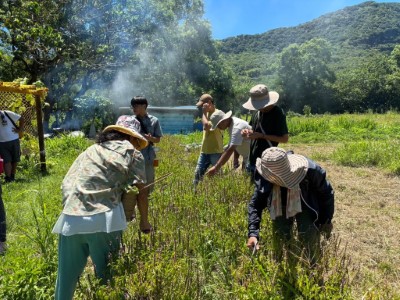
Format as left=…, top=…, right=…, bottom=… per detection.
left=210, top=110, right=232, bottom=130
left=256, top=147, right=308, bottom=189
left=103, top=125, right=148, bottom=150
left=196, top=93, right=213, bottom=107
left=242, top=84, right=279, bottom=110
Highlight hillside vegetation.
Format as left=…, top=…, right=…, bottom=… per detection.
left=219, top=1, right=400, bottom=115
left=219, top=1, right=400, bottom=54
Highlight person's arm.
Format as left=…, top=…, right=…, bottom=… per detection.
left=206, top=145, right=237, bottom=176
left=247, top=173, right=271, bottom=247
left=201, top=104, right=212, bottom=131
left=144, top=134, right=160, bottom=144
left=144, top=118, right=162, bottom=144
left=17, top=117, right=25, bottom=133
left=307, top=161, right=335, bottom=232
left=136, top=182, right=151, bottom=230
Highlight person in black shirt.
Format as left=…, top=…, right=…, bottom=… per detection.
left=241, top=84, right=289, bottom=178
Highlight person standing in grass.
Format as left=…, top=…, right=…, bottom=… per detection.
left=0, top=110, right=24, bottom=183
left=205, top=110, right=252, bottom=176
left=241, top=84, right=289, bottom=179
left=247, top=147, right=334, bottom=264
left=52, top=124, right=148, bottom=300
left=117, top=96, right=162, bottom=233
left=0, top=181, right=6, bottom=255
left=193, top=94, right=224, bottom=185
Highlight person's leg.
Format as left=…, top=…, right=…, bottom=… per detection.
left=193, top=153, right=211, bottom=185
left=10, top=139, right=21, bottom=181
left=296, top=207, right=321, bottom=265
left=145, top=161, right=155, bottom=194
left=271, top=216, right=294, bottom=261
left=233, top=150, right=240, bottom=169
left=0, top=184, right=6, bottom=254
left=87, top=231, right=122, bottom=284
left=55, top=234, right=90, bottom=300
left=137, top=161, right=154, bottom=232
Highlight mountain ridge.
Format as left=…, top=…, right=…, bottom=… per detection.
left=219, top=1, right=400, bottom=55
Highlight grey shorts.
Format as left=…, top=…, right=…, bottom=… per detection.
left=0, top=139, right=21, bottom=163
left=145, top=161, right=155, bottom=193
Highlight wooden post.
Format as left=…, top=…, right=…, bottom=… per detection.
left=35, top=95, right=47, bottom=173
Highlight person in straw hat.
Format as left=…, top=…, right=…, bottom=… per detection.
left=205, top=110, right=252, bottom=176
left=52, top=124, right=148, bottom=300
left=247, top=147, right=334, bottom=263
left=193, top=93, right=224, bottom=186
left=241, top=84, right=289, bottom=179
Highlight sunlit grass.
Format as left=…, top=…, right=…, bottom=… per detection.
left=2, top=113, right=400, bottom=298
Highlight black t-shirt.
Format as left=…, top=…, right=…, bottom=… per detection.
left=249, top=105, right=288, bottom=165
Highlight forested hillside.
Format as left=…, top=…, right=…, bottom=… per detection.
left=220, top=1, right=400, bottom=54
left=218, top=1, right=400, bottom=114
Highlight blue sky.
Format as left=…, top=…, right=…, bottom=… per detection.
left=203, top=0, right=400, bottom=39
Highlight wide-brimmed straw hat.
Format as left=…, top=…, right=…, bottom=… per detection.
left=210, top=110, right=232, bottom=130
left=196, top=93, right=213, bottom=107
left=256, top=147, right=308, bottom=189
left=103, top=125, right=148, bottom=150
left=242, top=84, right=279, bottom=110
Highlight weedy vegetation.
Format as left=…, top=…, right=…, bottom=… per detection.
left=0, top=113, right=399, bottom=299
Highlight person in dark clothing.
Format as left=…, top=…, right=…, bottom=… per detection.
left=247, top=147, right=334, bottom=263
left=241, top=84, right=289, bottom=177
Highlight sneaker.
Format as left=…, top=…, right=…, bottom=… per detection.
left=0, top=242, right=6, bottom=255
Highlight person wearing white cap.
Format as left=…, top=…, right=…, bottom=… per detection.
left=241, top=84, right=289, bottom=179
left=193, top=94, right=224, bottom=186
left=247, top=147, right=334, bottom=263
left=205, top=110, right=252, bottom=176
left=52, top=124, right=148, bottom=300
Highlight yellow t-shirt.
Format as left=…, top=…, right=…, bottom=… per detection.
left=201, top=109, right=224, bottom=154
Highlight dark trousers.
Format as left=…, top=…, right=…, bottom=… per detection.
left=272, top=202, right=320, bottom=264
left=0, top=184, right=6, bottom=242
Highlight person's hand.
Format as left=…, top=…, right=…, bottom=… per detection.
left=202, top=103, right=210, bottom=113
left=144, top=133, right=153, bottom=142
left=319, top=223, right=333, bottom=239
left=241, top=128, right=252, bottom=137
left=205, top=166, right=218, bottom=176
left=246, top=131, right=264, bottom=140
left=247, top=237, right=259, bottom=251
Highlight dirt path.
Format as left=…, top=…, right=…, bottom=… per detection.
left=290, top=144, right=400, bottom=298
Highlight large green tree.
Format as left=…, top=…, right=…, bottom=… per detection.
left=0, top=0, right=233, bottom=129
left=277, top=38, right=336, bottom=113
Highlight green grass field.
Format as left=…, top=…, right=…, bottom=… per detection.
left=1, top=113, right=399, bottom=299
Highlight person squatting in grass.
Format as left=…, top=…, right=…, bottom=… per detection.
left=205, top=110, right=252, bottom=176
left=247, top=147, right=334, bottom=264
left=117, top=96, right=163, bottom=233
left=193, top=94, right=224, bottom=186
left=52, top=124, right=148, bottom=300
left=241, top=84, right=289, bottom=179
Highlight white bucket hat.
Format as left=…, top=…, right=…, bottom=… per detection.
left=242, top=84, right=279, bottom=110
left=210, top=110, right=232, bottom=130
left=256, top=147, right=308, bottom=189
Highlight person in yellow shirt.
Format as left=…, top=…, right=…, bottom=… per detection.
left=193, top=94, right=224, bottom=186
